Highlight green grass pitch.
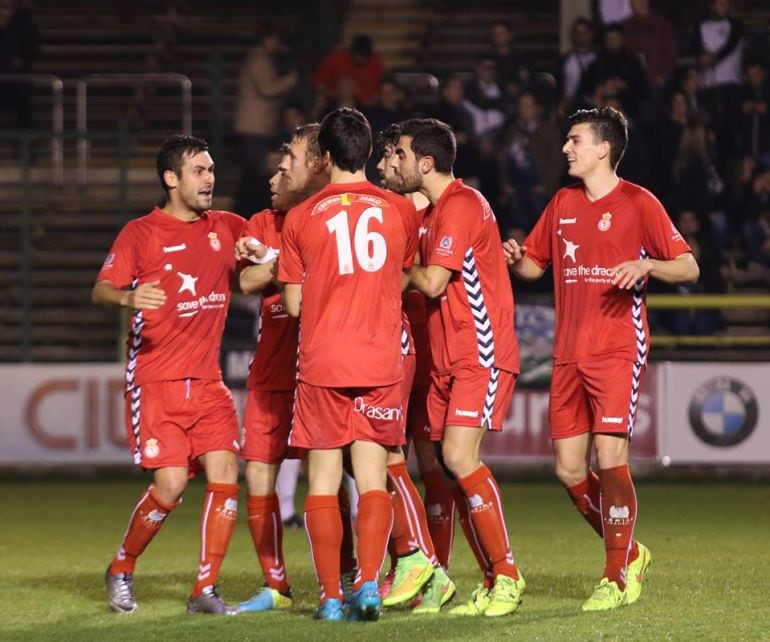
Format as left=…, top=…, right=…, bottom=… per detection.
left=1, top=479, right=769, bottom=641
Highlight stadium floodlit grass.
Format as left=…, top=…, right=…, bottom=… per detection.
left=2, top=479, right=769, bottom=641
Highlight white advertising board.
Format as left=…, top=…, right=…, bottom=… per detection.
left=0, top=364, right=131, bottom=465
left=657, top=362, right=769, bottom=463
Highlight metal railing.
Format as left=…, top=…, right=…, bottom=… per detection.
left=76, top=73, right=192, bottom=185
left=0, top=73, right=64, bottom=184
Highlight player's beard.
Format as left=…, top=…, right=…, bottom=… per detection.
left=397, top=168, right=422, bottom=194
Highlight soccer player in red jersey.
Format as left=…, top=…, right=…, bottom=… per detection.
left=278, top=108, right=419, bottom=622
left=375, top=125, right=457, bottom=613
left=234, top=125, right=329, bottom=614
left=94, top=135, right=246, bottom=615
left=504, top=107, right=699, bottom=611
left=393, top=118, right=526, bottom=618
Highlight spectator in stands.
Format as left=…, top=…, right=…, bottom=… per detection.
left=431, top=75, right=476, bottom=178
left=693, top=0, right=744, bottom=91
left=622, top=0, right=677, bottom=105
left=559, top=16, right=598, bottom=111
left=312, top=34, right=385, bottom=110
left=233, top=27, right=298, bottom=217
left=463, top=53, right=506, bottom=140
left=737, top=60, right=770, bottom=167
left=578, top=23, right=647, bottom=117
left=278, top=102, right=307, bottom=144
left=0, top=0, right=39, bottom=130
left=650, top=90, right=689, bottom=198
left=488, top=19, right=528, bottom=89
left=504, top=91, right=562, bottom=233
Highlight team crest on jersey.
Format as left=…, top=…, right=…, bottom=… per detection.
left=598, top=212, right=612, bottom=232
left=208, top=232, right=221, bottom=251
left=437, top=235, right=453, bottom=256
left=101, top=253, right=115, bottom=269
left=144, top=438, right=160, bottom=459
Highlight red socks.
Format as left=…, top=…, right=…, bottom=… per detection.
left=451, top=485, right=495, bottom=588
left=387, top=461, right=438, bottom=565
left=305, top=494, right=343, bottom=602
left=421, top=467, right=456, bottom=569
left=246, top=494, right=290, bottom=594
left=191, top=483, right=239, bottom=597
left=457, top=465, right=519, bottom=581
left=598, top=465, right=638, bottom=589
left=565, top=470, right=604, bottom=538
left=355, top=490, right=393, bottom=589
left=109, top=485, right=177, bottom=576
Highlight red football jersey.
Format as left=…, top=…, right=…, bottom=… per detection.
left=97, top=208, right=245, bottom=388
left=524, top=179, right=692, bottom=364
left=279, top=181, right=419, bottom=387
left=243, top=209, right=299, bottom=391
left=402, top=207, right=432, bottom=380
left=422, top=179, right=519, bottom=374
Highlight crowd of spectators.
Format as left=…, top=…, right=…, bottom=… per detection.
left=232, top=0, right=769, bottom=332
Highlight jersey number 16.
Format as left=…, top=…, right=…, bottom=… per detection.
left=326, top=207, right=388, bottom=275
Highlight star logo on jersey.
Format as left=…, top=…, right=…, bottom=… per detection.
left=562, top=237, right=580, bottom=262
left=177, top=271, right=198, bottom=296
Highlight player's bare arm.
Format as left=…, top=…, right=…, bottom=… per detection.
left=283, top=282, right=302, bottom=317
left=410, top=264, right=452, bottom=299
left=610, top=252, right=699, bottom=290
left=92, top=279, right=167, bottom=310
left=503, top=239, right=545, bottom=281
left=239, top=262, right=277, bottom=294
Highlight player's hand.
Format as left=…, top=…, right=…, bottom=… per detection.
left=610, top=259, right=653, bottom=289
left=502, top=238, right=527, bottom=266
left=235, top=236, right=268, bottom=261
left=127, top=280, right=166, bottom=309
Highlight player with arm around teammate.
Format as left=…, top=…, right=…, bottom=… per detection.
left=504, top=106, right=699, bottom=611
left=95, top=135, right=245, bottom=615
left=392, top=118, right=526, bottom=618
left=233, top=125, right=330, bottom=614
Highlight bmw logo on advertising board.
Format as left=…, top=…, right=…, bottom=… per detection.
left=688, top=377, right=758, bottom=447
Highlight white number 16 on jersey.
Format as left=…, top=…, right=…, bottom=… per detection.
left=326, top=207, right=388, bottom=275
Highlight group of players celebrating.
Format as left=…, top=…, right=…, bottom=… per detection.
left=95, top=104, right=699, bottom=621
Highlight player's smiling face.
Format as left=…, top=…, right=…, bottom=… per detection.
left=562, top=122, right=605, bottom=179
left=171, top=150, right=215, bottom=214
left=392, top=135, right=423, bottom=193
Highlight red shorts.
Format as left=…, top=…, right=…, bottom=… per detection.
left=241, top=388, right=302, bottom=464
left=425, top=365, right=516, bottom=442
left=291, top=380, right=406, bottom=449
left=125, top=379, right=239, bottom=469
left=550, top=359, right=645, bottom=439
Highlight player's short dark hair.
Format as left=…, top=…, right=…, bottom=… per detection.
left=568, top=107, right=628, bottom=169
left=398, top=118, right=456, bottom=174
left=293, top=123, right=322, bottom=161
left=377, top=123, right=402, bottom=158
left=156, top=134, right=209, bottom=192
left=318, top=108, right=372, bottom=172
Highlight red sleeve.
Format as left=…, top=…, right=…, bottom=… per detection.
left=244, top=210, right=267, bottom=241
left=401, top=199, right=419, bottom=270
left=278, top=207, right=304, bottom=283
left=640, top=191, right=692, bottom=259
left=426, top=195, right=477, bottom=272
left=523, top=196, right=556, bottom=269
left=96, top=223, right=139, bottom=288
left=225, top=211, right=247, bottom=239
